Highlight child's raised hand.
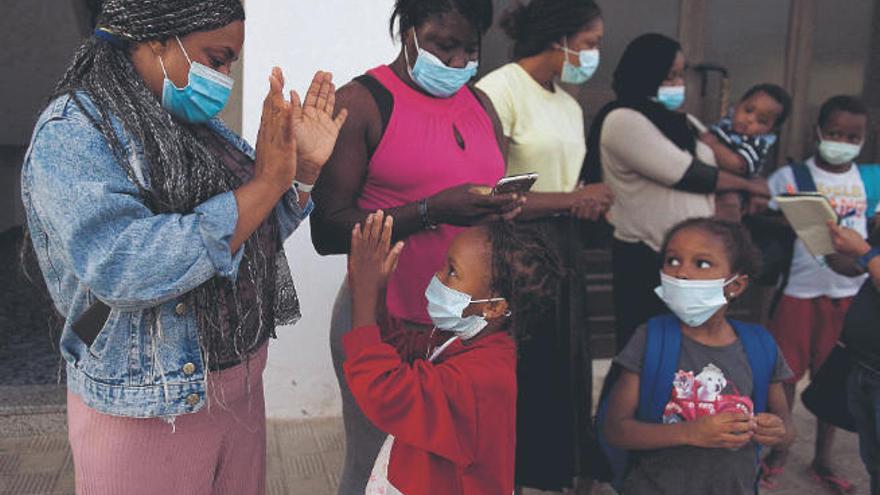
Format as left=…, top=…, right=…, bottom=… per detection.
left=753, top=412, right=787, bottom=447
left=684, top=412, right=755, bottom=450
left=348, top=210, right=405, bottom=297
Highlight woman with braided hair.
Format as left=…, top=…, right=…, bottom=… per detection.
left=20, top=1, right=346, bottom=493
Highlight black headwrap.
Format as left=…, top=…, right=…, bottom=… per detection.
left=580, top=33, right=696, bottom=183
left=45, top=0, right=300, bottom=369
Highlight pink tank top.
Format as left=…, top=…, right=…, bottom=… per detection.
left=357, top=65, right=505, bottom=324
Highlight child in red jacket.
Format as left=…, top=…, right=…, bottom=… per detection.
left=343, top=211, right=561, bottom=495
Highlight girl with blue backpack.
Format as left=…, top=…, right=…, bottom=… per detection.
left=602, top=218, right=794, bottom=494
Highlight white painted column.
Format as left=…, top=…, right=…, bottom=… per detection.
left=242, top=1, right=397, bottom=418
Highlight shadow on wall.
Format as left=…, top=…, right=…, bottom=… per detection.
left=0, top=225, right=65, bottom=386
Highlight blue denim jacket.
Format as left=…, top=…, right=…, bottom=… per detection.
left=21, top=93, right=312, bottom=418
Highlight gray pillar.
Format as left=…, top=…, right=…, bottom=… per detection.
left=861, top=0, right=880, bottom=162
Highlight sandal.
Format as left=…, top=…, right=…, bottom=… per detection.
left=808, top=466, right=856, bottom=494
left=758, top=459, right=784, bottom=490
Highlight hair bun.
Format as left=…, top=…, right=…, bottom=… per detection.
left=499, top=1, right=529, bottom=41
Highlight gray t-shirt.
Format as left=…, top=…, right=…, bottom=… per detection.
left=613, top=324, right=792, bottom=495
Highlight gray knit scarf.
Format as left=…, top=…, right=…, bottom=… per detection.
left=50, top=0, right=300, bottom=366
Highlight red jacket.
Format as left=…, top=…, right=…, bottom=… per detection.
left=343, top=325, right=517, bottom=495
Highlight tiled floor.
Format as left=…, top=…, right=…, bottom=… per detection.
left=0, top=371, right=871, bottom=495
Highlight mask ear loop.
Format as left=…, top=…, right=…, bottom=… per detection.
left=559, top=36, right=582, bottom=71
left=158, top=53, right=169, bottom=79
left=403, top=28, right=417, bottom=72
left=174, top=35, right=193, bottom=66
left=724, top=275, right=741, bottom=300
left=158, top=36, right=191, bottom=87
left=473, top=297, right=509, bottom=319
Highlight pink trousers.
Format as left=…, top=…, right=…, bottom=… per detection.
left=67, top=344, right=268, bottom=495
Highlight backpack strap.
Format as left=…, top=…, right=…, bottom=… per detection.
left=638, top=314, right=682, bottom=422
left=768, top=162, right=815, bottom=317
left=730, top=318, right=777, bottom=495
left=597, top=314, right=683, bottom=490
left=729, top=319, right=777, bottom=414
left=858, top=164, right=880, bottom=221
left=790, top=162, right=817, bottom=193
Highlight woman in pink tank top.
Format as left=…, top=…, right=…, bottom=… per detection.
left=310, top=2, right=522, bottom=493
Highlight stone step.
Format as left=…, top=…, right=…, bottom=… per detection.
left=584, top=283, right=614, bottom=318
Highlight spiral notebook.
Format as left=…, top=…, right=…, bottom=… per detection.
left=775, top=193, right=839, bottom=256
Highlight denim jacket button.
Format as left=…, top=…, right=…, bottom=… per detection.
left=175, top=303, right=187, bottom=316
left=185, top=393, right=200, bottom=406
left=182, top=363, right=196, bottom=375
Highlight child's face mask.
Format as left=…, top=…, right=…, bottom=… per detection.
left=817, top=128, right=862, bottom=165
left=425, top=275, right=505, bottom=340
left=654, top=272, right=739, bottom=327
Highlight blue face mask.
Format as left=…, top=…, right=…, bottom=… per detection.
left=160, top=36, right=234, bottom=124
left=654, top=272, right=738, bottom=327
left=425, top=275, right=505, bottom=340
left=405, top=29, right=478, bottom=98
left=656, top=85, right=686, bottom=111
left=559, top=38, right=599, bottom=85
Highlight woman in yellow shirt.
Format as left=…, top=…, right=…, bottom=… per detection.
left=476, top=0, right=610, bottom=491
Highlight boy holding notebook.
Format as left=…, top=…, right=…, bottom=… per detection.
left=761, top=95, right=872, bottom=492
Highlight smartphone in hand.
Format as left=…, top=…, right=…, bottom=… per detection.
left=493, top=173, right=538, bottom=195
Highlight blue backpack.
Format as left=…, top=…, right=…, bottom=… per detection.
left=596, top=314, right=778, bottom=491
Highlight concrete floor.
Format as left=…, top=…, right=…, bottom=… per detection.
left=0, top=369, right=870, bottom=495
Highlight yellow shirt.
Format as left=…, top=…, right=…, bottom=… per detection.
left=476, top=63, right=586, bottom=193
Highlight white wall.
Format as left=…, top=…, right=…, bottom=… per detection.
left=243, top=1, right=398, bottom=419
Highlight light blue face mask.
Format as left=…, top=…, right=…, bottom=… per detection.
left=656, top=85, right=686, bottom=111
left=817, top=129, right=863, bottom=165
left=405, top=29, right=478, bottom=98
left=425, top=275, right=505, bottom=340
left=654, top=272, right=738, bottom=327
left=160, top=36, right=234, bottom=124
left=559, top=38, right=599, bottom=85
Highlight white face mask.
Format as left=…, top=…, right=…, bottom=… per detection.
left=559, top=37, right=599, bottom=85
left=817, top=129, right=862, bottom=165
left=424, top=275, right=505, bottom=340
left=654, top=272, right=739, bottom=327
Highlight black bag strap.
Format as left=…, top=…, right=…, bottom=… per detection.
left=353, top=74, right=393, bottom=151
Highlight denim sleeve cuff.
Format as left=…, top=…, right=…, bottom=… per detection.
left=195, top=191, right=244, bottom=280
left=286, top=189, right=314, bottom=220
left=276, top=190, right=315, bottom=241
left=303, top=196, right=315, bottom=217
left=342, top=325, right=382, bottom=359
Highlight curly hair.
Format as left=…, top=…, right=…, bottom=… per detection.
left=500, top=0, right=602, bottom=60
left=818, top=95, right=869, bottom=129
left=484, top=222, right=564, bottom=339
left=661, top=218, right=763, bottom=278
left=390, top=0, right=494, bottom=39
left=741, top=83, right=792, bottom=128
